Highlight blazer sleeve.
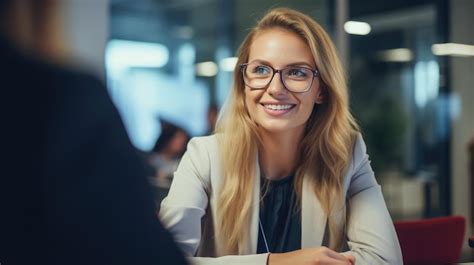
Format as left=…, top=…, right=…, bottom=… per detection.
left=159, top=137, right=270, bottom=265
left=159, top=138, right=211, bottom=256
left=343, top=134, right=403, bottom=265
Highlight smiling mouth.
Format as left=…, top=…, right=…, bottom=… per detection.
left=262, top=104, right=296, bottom=111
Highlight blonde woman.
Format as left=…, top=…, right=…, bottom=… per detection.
left=160, top=8, right=402, bottom=265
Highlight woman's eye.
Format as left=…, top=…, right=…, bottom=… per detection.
left=253, top=66, right=271, bottom=75
left=287, top=68, right=307, bottom=77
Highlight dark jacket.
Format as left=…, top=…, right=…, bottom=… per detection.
left=0, top=38, right=188, bottom=265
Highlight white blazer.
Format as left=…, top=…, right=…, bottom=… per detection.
left=159, top=134, right=403, bottom=265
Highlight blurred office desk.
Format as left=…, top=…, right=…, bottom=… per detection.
left=382, top=170, right=438, bottom=219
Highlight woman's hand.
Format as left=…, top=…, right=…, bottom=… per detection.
left=268, top=247, right=355, bottom=265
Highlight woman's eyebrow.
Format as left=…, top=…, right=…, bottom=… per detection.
left=248, top=59, right=315, bottom=68
left=286, top=62, right=315, bottom=68
left=248, top=59, right=272, bottom=66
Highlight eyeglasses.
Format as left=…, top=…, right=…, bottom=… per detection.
left=240, top=62, right=319, bottom=93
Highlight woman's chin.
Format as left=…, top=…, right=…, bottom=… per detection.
left=258, top=121, right=304, bottom=135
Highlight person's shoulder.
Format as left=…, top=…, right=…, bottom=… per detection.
left=352, top=132, right=366, bottom=153
left=189, top=134, right=218, bottom=146
left=44, top=61, right=107, bottom=99
left=3, top=42, right=108, bottom=105
left=184, top=135, right=220, bottom=160
left=348, top=132, right=367, bottom=169
left=20, top=45, right=104, bottom=93
left=32, top=59, right=115, bottom=121
left=1, top=39, right=96, bottom=84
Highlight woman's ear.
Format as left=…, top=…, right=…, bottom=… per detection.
left=315, top=88, right=324, bottom=104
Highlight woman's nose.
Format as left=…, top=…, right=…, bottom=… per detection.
left=266, top=72, right=288, bottom=97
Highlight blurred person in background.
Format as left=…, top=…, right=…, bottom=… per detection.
left=0, top=0, right=187, bottom=264
left=159, top=7, right=402, bottom=265
left=148, top=120, right=189, bottom=209
left=149, top=119, right=189, bottom=188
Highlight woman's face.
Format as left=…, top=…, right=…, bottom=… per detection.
left=244, top=28, right=322, bottom=135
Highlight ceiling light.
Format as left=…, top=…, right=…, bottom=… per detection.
left=432, top=43, right=474, bottom=57
left=219, top=57, right=238, bottom=71
left=344, top=21, right=371, bottom=35
left=196, top=61, right=218, bottom=77
left=376, top=48, right=413, bottom=62
left=106, top=39, right=169, bottom=72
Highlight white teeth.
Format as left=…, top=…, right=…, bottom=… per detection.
left=263, top=104, right=293, bottom=110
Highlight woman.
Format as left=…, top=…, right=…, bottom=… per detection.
left=160, top=8, right=402, bottom=265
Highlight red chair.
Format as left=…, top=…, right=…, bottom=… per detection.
left=394, top=215, right=465, bottom=265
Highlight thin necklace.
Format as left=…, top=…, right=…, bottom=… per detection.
left=259, top=218, right=270, bottom=253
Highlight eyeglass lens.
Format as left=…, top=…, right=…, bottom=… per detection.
left=243, top=63, right=314, bottom=92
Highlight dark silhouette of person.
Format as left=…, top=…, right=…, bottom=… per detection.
left=0, top=1, right=188, bottom=264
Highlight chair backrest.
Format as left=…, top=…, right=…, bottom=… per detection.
left=394, top=215, right=465, bottom=265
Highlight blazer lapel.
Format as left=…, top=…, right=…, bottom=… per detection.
left=246, top=157, right=261, bottom=254
left=301, top=175, right=327, bottom=248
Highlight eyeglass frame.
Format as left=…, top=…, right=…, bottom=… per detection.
left=240, top=62, right=320, bottom=93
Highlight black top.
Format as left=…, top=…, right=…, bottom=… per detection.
left=0, top=38, right=187, bottom=265
left=257, top=175, right=302, bottom=253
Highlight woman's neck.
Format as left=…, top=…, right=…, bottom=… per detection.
left=258, top=128, right=304, bottom=180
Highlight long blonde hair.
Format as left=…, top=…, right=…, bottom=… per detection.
left=215, top=7, right=359, bottom=255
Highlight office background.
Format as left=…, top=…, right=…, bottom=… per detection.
left=46, top=0, right=473, bottom=260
